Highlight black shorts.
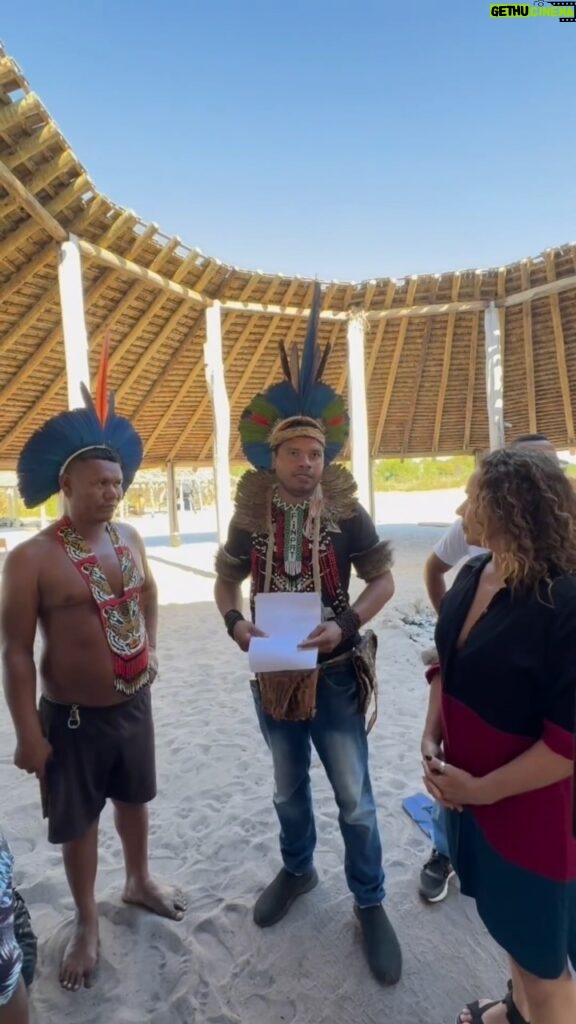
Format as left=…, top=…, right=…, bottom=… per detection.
left=39, top=686, right=157, bottom=845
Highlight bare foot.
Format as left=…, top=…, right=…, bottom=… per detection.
left=60, top=915, right=99, bottom=992
left=122, top=877, right=187, bottom=920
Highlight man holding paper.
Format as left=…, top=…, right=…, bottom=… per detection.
left=214, top=286, right=401, bottom=985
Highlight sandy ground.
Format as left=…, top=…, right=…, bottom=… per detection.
left=0, top=488, right=507, bottom=1024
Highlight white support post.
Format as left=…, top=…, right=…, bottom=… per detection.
left=484, top=302, right=505, bottom=451
left=57, top=235, right=90, bottom=408
left=166, top=461, right=181, bottom=546
left=204, top=302, right=232, bottom=544
left=347, top=315, right=374, bottom=516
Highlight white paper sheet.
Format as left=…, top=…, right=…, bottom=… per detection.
left=248, top=592, right=321, bottom=673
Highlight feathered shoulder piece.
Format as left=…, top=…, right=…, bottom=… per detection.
left=17, top=336, right=143, bottom=508
left=239, top=283, right=349, bottom=469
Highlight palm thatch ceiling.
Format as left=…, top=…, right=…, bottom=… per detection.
left=1, top=43, right=576, bottom=468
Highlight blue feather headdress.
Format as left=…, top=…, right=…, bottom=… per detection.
left=239, top=283, right=349, bottom=470
left=17, top=338, right=143, bottom=508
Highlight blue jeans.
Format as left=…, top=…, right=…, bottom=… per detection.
left=251, top=658, right=385, bottom=907
left=431, top=801, right=450, bottom=858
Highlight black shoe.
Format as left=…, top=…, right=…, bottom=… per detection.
left=418, top=848, right=454, bottom=903
left=354, top=904, right=402, bottom=985
left=253, top=867, right=319, bottom=927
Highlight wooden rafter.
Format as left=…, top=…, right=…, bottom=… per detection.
left=114, top=249, right=202, bottom=396
left=371, top=278, right=418, bottom=456
left=0, top=242, right=55, bottom=305
left=0, top=280, right=59, bottom=358
left=0, top=173, right=92, bottom=262
left=0, top=157, right=67, bottom=241
left=77, top=238, right=206, bottom=307
left=545, top=251, right=575, bottom=444
left=0, top=92, right=41, bottom=133
left=162, top=275, right=280, bottom=461
left=165, top=311, right=261, bottom=462
left=520, top=261, right=537, bottom=432
left=1, top=149, right=78, bottom=219
left=433, top=273, right=461, bottom=451
left=402, top=320, right=433, bottom=455
left=131, top=311, right=206, bottom=424
left=0, top=218, right=162, bottom=444
left=3, top=123, right=60, bottom=171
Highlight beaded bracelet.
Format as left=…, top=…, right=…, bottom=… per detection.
left=334, top=607, right=361, bottom=641
left=224, top=609, right=245, bottom=638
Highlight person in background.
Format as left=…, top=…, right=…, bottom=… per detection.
left=0, top=834, right=29, bottom=1024
left=419, top=433, right=560, bottom=904
left=423, top=449, right=576, bottom=1024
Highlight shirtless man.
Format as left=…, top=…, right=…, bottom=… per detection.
left=1, top=389, right=186, bottom=992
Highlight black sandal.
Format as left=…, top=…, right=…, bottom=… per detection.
left=503, top=984, right=529, bottom=1024
left=454, top=1000, right=501, bottom=1023
left=455, top=982, right=530, bottom=1024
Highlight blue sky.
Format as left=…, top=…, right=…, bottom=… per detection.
left=2, top=1, right=575, bottom=281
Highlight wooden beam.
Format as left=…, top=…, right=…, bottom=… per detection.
left=402, top=319, right=433, bottom=455
left=520, top=261, right=537, bottom=433
left=228, top=315, right=309, bottom=461
left=401, top=277, right=438, bottom=454
left=165, top=311, right=261, bottom=462
left=130, top=311, right=206, bottom=424
left=0, top=93, right=42, bottom=133
left=96, top=209, right=139, bottom=249
left=463, top=275, right=483, bottom=450
left=0, top=280, right=59, bottom=357
left=198, top=315, right=288, bottom=462
left=114, top=249, right=201, bottom=397
left=0, top=223, right=164, bottom=443
left=0, top=242, right=55, bottom=307
left=0, top=150, right=79, bottom=219
left=198, top=284, right=305, bottom=462
left=164, top=275, right=287, bottom=461
left=545, top=251, right=575, bottom=444
left=433, top=273, right=460, bottom=451
left=0, top=157, right=67, bottom=241
left=0, top=173, right=91, bottom=262
left=77, top=238, right=206, bottom=306
left=501, top=272, right=576, bottom=309
left=3, top=123, right=60, bottom=171
left=347, top=314, right=372, bottom=514
left=371, top=278, right=418, bottom=457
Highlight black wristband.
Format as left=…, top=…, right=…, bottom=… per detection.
left=224, top=609, right=245, bottom=638
left=334, top=607, right=361, bottom=641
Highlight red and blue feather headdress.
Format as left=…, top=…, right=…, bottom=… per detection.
left=239, top=284, right=349, bottom=470
left=17, top=337, right=143, bottom=507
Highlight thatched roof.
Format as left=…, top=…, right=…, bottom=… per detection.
left=1, top=43, right=576, bottom=468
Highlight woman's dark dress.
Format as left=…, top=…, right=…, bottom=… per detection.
left=436, top=555, right=576, bottom=978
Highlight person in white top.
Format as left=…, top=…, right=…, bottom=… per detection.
left=419, top=433, right=560, bottom=905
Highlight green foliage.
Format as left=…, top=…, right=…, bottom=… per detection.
left=372, top=457, right=475, bottom=492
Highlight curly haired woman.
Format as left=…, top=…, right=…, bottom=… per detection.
left=422, top=448, right=576, bottom=1024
